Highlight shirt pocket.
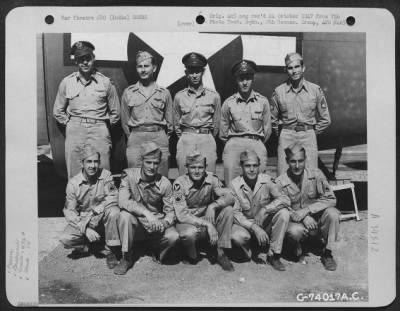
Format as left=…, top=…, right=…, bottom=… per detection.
left=230, top=107, right=242, bottom=121
left=307, top=183, right=317, bottom=199
left=251, top=108, right=263, bottom=120
left=151, top=94, right=165, bottom=110
left=301, top=94, right=317, bottom=115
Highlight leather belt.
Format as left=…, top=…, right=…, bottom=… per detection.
left=242, top=135, right=262, bottom=141
left=182, top=127, right=213, bottom=134
left=70, top=116, right=105, bottom=124
left=282, top=123, right=315, bottom=132
left=130, top=125, right=163, bottom=132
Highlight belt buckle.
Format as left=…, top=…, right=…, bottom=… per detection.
left=295, top=124, right=304, bottom=132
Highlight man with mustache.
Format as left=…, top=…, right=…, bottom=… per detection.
left=121, top=50, right=173, bottom=177
left=172, top=151, right=235, bottom=271
left=114, top=142, right=179, bottom=275
left=220, top=59, right=272, bottom=185
left=53, top=41, right=120, bottom=178
left=173, top=52, right=221, bottom=175
left=270, top=52, right=331, bottom=176
left=59, top=145, right=121, bottom=269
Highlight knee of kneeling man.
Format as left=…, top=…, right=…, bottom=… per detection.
left=232, top=231, right=251, bottom=246
left=278, top=208, right=290, bottom=222
left=325, top=207, right=341, bottom=220
left=119, top=210, right=138, bottom=225
left=166, top=230, right=180, bottom=245
left=107, top=206, right=120, bottom=218
left=287, top=226, right=306, bottom=241
left=179, top=228, right=197, bottom=241
left=59, top=234, right=74, bottom=247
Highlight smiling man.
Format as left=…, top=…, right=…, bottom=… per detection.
left=173, top=52, right=221, bottom=175
left=220, top=59, right=272, bottom=185
left=114, top=142, right=179, bottom=275
left=230, top=149, right=290, bottom=271
left=275, top=143, right=340, bottom=271
left=270, top=52, right=331, bottom=176
left=172, top=151, right=235, bottom=271
left=53, top=41, right=120, bottom=179
left=59, top=145, right=121, bottom=269
left=121, top=50, right=173, bottom=177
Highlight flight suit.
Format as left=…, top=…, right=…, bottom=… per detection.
left=118, top=168, right=179, bottom=260
left=172, top=172, right=235, bottom=259
left=220, top=91, right=272, bottom=184
left=173, top=86, right=221, bottom=174
left=53, top=71, right=120, bottom=178
left=275, top=168, right=340, bottom=252
left=59, top=168, right=120, bottom=250
left=230, top=174, right=290, bottom=258
left=121, top=82, right=173, bottom=177
left=270, top=79, right=331, bottom=175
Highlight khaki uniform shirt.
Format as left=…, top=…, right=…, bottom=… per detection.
left=121, top=82, right=173, bottom=137
left=173, top=86, right=221, bottom=137
left=275, top=168, right=336, bottom=214
left=270, top=79, right=331, bottom=135
left=230, top=174, right=290, bottom=230
left=53, top=71, right=120, bottom=125
left=64, top=168, right=118, bottom=234
left=172, top=172, right=235, bottom=227
left=118, top=168, right=175, bottom=228
left=220, top=90, right=272, bottom=143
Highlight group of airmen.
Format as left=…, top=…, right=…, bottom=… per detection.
left=54, top=40, right=340, bottom=275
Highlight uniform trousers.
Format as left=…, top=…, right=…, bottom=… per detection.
left=286, top=207, right=340, bottom=252
left=126, top=130, right=169, bottom=178
left=231, top=208, right=290, bottom=258
left=59, top=206, right=121, bottom=251
left=118, top=210, right=179, bottom=261
left=176, top=206, right=234, bottom=259
left=65, top=118, right=111, bottom=178
left=222, top=137, right=268, bottom=185
left=176, top=133, right=217, bottom=175
left=277, top=129, right=318, bottom=176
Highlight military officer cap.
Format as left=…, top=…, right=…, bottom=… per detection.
left=140, top=142, right=162, bottom=160
left=71, top=41, right=95, bottom=59
left=182, top=52, right=207, bottom=68
left=186, top=151, right=206, bottom=166
left=136, top=50, right=154, bottom=65
left=284, top=142, right=306, bottom=158
left=80, top=144, right=100, bottom=162
left=284, top=52, right=303, bottom=66
left=239, top=149, right=260, bottom=164
left=231, top=59, right=257, bottom=76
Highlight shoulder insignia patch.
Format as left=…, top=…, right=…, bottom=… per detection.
left=173, top=183, right=181, bottom=192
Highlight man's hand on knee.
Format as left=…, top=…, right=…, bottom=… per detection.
left=85, top=227, right=101, bottom=242
left=302, top=216, right=318, bottom=231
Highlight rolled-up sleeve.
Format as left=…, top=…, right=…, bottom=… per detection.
left=307, top=172, right=336, bottom=214
left=264, top=182, right=291, bottom=214
left=118, top=172, right=147, bottom=216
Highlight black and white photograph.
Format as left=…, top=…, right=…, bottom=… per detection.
left=5, top=6, right=396, bottom=307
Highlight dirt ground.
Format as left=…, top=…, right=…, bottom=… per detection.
left=39, top=212, right=368, bottom=305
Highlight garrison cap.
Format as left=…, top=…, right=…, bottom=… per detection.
left=186, top=151, right=206, bottom=166
left=231, top=59, right=257, bottom=76
left=284, top=142, right=306, bottom=158
left=71, top=41, right=95, bottom=59
left=140, top=142, right=162, bottom=160
left=284, top=52, right=303, bottom=66
left=239, top=149, right=260, bottom=164
left=182, top=52, right=207, bottom=68
left=80, top=144, right=100, bottom=162
left=136, top=50, right=154, bottom=65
